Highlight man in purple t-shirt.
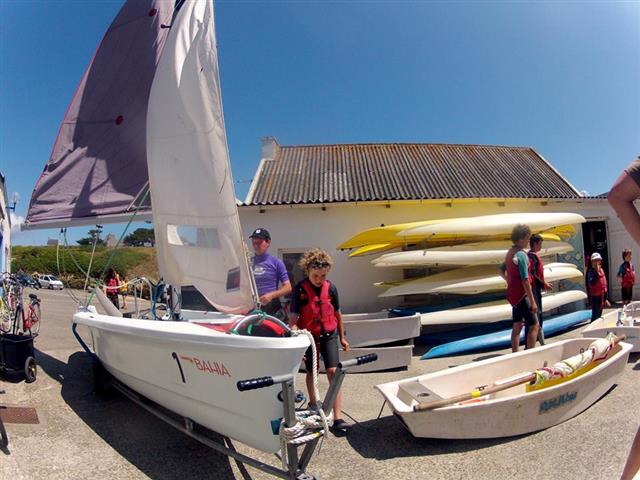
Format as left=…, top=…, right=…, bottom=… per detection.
left=250, top=228, right=291, bottom=319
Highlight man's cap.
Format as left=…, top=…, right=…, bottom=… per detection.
left=591, top=252, right=602, bottom=261
left=250, top=228, right=271, bottom=240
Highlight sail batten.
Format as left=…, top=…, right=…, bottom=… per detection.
left=26, top=0, right=175, bottom=229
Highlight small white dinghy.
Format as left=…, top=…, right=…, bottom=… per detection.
left=341, top=312, right=421, bottom=347
left=375, top=336, right=631, bottom=439
left=582, top=308, right=640, bottom=352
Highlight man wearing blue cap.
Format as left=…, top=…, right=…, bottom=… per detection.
left=250, top=228, right=291, bottom=319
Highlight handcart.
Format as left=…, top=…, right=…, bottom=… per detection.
left=0, top=333, right=36, bottom=383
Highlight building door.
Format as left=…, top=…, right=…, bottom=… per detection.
left=582, top=221, right=609, bottom=281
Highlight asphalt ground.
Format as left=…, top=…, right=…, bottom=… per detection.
left=1, top=288, right=638, bottom=480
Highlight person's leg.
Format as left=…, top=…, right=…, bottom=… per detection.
left=591, top=295, right=602, bottom=321
left=511, top=302, right=525, bottom=352
left=525, top=313, right=540, bottom=350
left=621, top=425, right=640, bottom=480
left=609, top=169, right=640, bottom=247
left=325, top=367, right=341, bottom=420
left=305, top=371, right=317, bottom=407
left=511, top=321, right=523, bottom=352
left=303, top=345, right=318, bottom=407
left=535, top=289, right=545, bottom=345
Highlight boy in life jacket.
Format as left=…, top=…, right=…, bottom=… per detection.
left=288, top=249, right=351, bottom=432
left=525, top=234, right=553, bottom=346
left=617, top=249, right=636, bottom=305
left=501, top=224, right=539, bottom=352
left=586, top=252, right=610, bottom=320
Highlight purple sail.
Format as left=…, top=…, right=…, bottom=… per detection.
left=26, top=0, right=174, bottom=228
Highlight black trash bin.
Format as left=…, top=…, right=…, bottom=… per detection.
left=0, top=333, right=36, bottom=382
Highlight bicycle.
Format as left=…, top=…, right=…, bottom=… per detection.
left=13, top=291, right=41, bottom=337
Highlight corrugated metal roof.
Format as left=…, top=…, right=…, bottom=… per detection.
left=244, top=142, right=582, bottom=206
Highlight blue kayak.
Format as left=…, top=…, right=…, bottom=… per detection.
left=418, top=320, right=514, bottom=344
left=421, top=309, right=592, bottom=359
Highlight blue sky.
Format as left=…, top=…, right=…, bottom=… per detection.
left=1, top=0, right=638, bottom=246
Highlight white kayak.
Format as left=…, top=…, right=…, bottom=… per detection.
left=375, top=336, right=631, bottom=439
left=420, top=290, right=587, bottom=327
left=379, top=262, right=583, bottom=297
left=398, top=212, right=586, bottom=237
left=372, top=241, right=573, bottom=268
left=582, top=308, right=640, bottom=352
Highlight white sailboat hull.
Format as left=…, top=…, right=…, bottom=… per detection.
left=341, top=312, right=421, bottom=347
left=75, top=309, right=309, bottom=453
left=582, top=310, right=640, bottom=352
left=376, top=338, right=631, bottom=439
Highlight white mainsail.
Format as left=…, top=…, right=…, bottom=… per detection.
left=146, top=0, right=255, bottom=314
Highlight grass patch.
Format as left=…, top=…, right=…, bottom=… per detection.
left=12, top=246, right=158, bottom=287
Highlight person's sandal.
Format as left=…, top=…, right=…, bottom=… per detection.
left=331, top=419, right=352, bottom=432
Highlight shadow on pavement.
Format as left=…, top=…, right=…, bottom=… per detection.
left=37, top=349, right=242, bottom=480
left=346, top=414, right=512, bottom=460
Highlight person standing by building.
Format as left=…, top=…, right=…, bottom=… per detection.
left=609, top=156, right=640, bottom=247
left=617, top=249, right=636, bottom=306
left=586, top=252, right=610, bottom=320
left=288, top=248, right=351, bottom=433
left=250, top=228, right=291, bottom=319
left=526, top=234, right=553, bottom=346
left=502, top=224, right=539, bottom=352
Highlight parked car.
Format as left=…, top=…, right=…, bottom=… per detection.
left=16, top=273, right=39, bottom=289
left=38, top=274, right=64, bottom=290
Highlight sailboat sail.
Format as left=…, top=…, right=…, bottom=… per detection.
left=25, top=0, right=174, bottom=229
left=146, top=0, right=255, bottom=314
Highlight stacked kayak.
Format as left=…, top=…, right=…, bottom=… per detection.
left=338, top=212, right=584, bottom=257
left=422, top=309, right=592, bottom=359
left=377, top=262, right=582, bottom=297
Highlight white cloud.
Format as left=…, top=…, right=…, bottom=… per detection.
left=10, top=212, right=25, bottom=233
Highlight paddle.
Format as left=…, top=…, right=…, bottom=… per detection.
left=413, top=371, right=535, bottom=412
left=413, top=335, right=627, bottom=412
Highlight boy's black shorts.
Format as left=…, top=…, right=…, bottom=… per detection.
left=512, top=297, right=538, bottom=326
left=304, top=329, right=339, bottom=371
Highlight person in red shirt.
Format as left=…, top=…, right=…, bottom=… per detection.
left=586, top=252, right=610, bottom=320
left=526, top=234, right=553, bottom=346
left=103, top=268, right=120, bottom=309
left=617, top=249, right=636, bottom=305
left=288, top=249, right=350, bottom=432
left=501, top=224, right=539, bottom=352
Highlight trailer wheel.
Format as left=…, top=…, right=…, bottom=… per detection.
left=93, top=361, right=112, bottom=397
left=24, top=356, right=37, bottom=383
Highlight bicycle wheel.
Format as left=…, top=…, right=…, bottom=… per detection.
left=27, top=303, right=41, bottom=336
left=24, top=356, right=37, bottom=383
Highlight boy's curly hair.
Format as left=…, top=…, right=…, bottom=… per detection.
left=299, top=248, right=333, bottom=274
left=511, top=224, right=531, bottom=244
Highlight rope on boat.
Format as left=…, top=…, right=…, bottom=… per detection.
left=278, top=329, right=331, bottom=470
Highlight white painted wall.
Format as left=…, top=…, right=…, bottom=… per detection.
left=239, top=197, right=634, bottom=313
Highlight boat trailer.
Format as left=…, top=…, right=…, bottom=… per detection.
left=93, top=348, right=376, bottom=480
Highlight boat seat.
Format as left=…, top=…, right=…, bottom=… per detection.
left=399, top=380, right=443, bottom=405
